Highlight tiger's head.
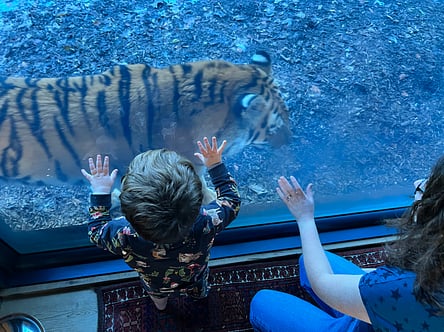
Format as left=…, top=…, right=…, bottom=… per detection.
left=226, top=51, right=291, bottom=155
left=174, top=51, right=292, bottom=159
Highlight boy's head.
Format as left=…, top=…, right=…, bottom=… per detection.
left=120, top=149, right=203, bottom=244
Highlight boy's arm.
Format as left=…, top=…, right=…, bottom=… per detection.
left=87, top=194, right=127, bottom=256
left=205, top=162, right=241, bottom=233
left=87, top=194, right=111, bottom=246
left=82, top=155, right=128, bottom=255
left=194, top=137, right=241, bottom=232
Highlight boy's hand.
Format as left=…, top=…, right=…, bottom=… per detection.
left=81, top=155, right=118, bottom=194
left=194, top=136, right=227, bottom=168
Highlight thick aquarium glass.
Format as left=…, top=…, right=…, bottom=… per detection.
left=0, top=0, right=443, bottom=254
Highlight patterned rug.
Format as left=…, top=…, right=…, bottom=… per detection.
left=96, top=246, right=386, bottom=332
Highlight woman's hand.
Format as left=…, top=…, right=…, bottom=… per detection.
left=277, top=176, right=314, bottom=223
left=194, top=136, right=227, bottom=168
left=81, top=155, right=118, bottom=194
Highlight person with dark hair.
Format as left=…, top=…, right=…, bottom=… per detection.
left=249, top=156, right=444, bottom=331
left=81, top=137, right=240, bottom=310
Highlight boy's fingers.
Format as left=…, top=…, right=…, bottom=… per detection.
left=211, top=136, right=218, bottom=150
left=103, top=157, right=109, bottom=173
left=217, top=140, right=227, bottom=153
left=194, top=152, right=204, bottom=162
left=96, top=154, right=102, bottom=168
left=197, top=141, right=208, bottom=154
left=88, top=158, right=97, bottom=173
left=110, top=169, right=119, bottom=180
left=81, top=169, right=89, bottom=178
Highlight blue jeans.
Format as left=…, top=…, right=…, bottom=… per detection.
left=249, top=251, right=374, bottom=332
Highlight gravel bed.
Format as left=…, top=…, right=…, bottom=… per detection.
left=0, top=0, right=443, bottom=231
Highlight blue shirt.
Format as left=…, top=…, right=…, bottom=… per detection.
left=359, top=266, right=444, bottom=332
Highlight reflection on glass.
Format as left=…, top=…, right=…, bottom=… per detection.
left=0, top=0, right=442, bottom=253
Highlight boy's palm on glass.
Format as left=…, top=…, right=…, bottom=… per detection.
left=81, top=155, right=118, bottom=194
left=195, top=136, right=227, bottom=167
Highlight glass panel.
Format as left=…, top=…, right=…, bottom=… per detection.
left=0, top=0, right=442, bottom=253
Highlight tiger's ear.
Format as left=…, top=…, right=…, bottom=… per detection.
left=251, top=51, right=272, bottom=75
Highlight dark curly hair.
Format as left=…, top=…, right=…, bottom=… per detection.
left=385, top=155, right=444, bottom=315
left=119, top=149, right=203, bottom=244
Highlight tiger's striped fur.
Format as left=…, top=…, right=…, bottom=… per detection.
left=0, top=51, right=290, bottom=185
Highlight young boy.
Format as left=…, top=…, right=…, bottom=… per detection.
left=81, top=137, right=241, bottom=310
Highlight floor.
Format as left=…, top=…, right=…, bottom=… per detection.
left=0, top=271, right=138, bottom=332
left=0, top=238, right=388, bottom=332
left=1, top=288, right=98, bottom=332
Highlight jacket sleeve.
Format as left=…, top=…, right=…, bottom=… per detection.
left=203, top=162, right=241, bottom=234
left=87, top=194, right=134, bottom=256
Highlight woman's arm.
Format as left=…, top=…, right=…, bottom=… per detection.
left=277, top=176, right=371, bottom=323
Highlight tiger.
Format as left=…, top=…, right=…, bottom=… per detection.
left=0, top=51, right=291, bottom=186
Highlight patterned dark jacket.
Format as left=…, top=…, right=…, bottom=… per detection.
left=88, top=163, right=241, bottom=297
